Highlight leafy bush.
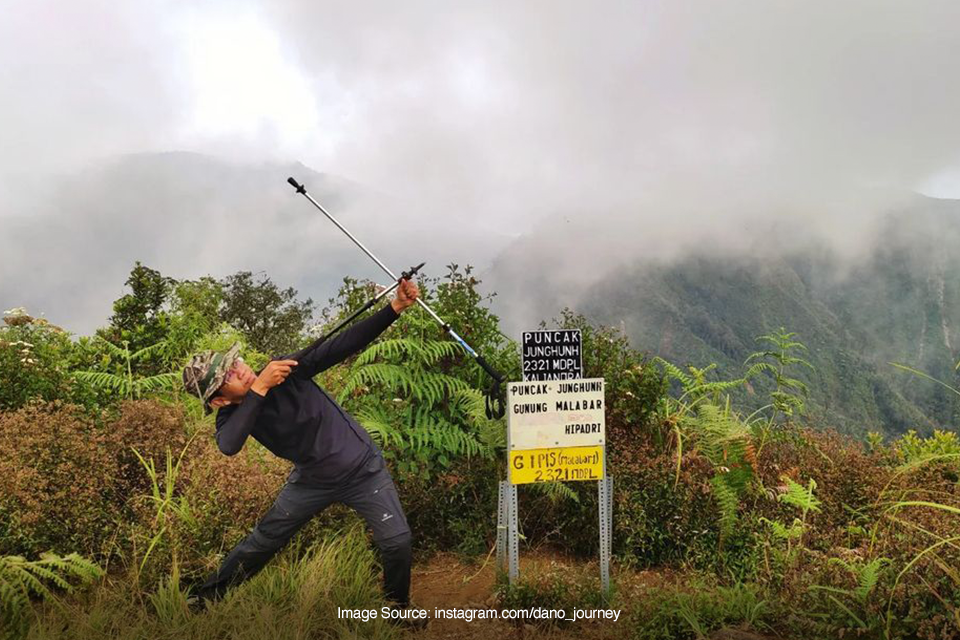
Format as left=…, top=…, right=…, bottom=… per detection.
left=0, top=311, right=102, bottom=411
left=612, top=445, right=726, bottom=569
left=754, top=427, right=886, bottom=540
left=399, top=456, right=501, bottom=556
left=0, top=400, right=187, bottom=559
left=895, top=429, right=960, bottom=465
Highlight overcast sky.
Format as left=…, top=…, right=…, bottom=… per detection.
left=4, top=1, right=960, bottom=331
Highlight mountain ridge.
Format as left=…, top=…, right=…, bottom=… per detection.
left=486, top=192, right=960, bottom=436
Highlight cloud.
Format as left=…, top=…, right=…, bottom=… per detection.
left=260, top=1, right=960, bottom=225
left=4, top=1, right=960, bottom=332
left=0, top=2, right=184, bottom=186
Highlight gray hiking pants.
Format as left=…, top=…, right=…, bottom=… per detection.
left=197, top=452, right=412, bottom=605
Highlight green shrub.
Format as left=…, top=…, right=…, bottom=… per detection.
left=0, top=400, right=187, bottom=559
left=611, top=447, right=727, bottom=569
left=895, top=429, right=960, bottom=465
left=0, top=311, right=102, bottom=411
left=753, top=427, right=886, bottom=545
left=399, top=456, right=500, bottom=556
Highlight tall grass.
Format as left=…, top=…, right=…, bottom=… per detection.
left=877, top=359, right=960, bottom=638
left=26, top=525, right=398, bottom=640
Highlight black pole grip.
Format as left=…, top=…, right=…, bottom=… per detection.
left=401, top=262, right=426, bottom=280
left=475, top=354, right=504, bottom=384
left=287, top=177, right=306, bottom=194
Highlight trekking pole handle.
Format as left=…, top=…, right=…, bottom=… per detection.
left=475, top=354, right=504, bottom=384
left=309, top=261, right=424, bottom=350
left=287, top=177, right=306, bottom=194
left=401, top=262, right=425, bottom=281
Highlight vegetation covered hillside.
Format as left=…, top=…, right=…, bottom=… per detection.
left=488, top=193, right=960, bottom=436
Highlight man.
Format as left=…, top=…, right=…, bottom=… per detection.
left=182, top=278, right=424, bottom=625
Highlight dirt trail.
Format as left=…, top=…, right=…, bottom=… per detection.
left=410, top=552, right=505, bottom=639
left=409, top=552, right=645, bottom=640
left=407, top=553, right=783, bottom=640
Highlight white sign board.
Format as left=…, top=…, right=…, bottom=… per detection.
left=507, top=378, right=605, bottom=450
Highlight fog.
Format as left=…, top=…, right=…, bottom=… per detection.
left=3, top=1, right=960, bottom=333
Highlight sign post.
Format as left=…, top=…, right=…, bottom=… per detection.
left=496, top=331, right=612, bottom=595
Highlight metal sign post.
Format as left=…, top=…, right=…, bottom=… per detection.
left=496, top=372, right=612, bottom=595
left=496, top=480, right=520, bottom=580
left=598, top=475, right=613, bottom=594
left=496, top=481, right=507, bottom=571
left=508, top=481, right=519, bottom=581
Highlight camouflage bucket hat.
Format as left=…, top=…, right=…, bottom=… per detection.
left=182, top=343, right=241, bottom=410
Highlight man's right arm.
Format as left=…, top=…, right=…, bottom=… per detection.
left=215, top=391, right=266, bottom=455
left=214, top=359, right=297, bottom=456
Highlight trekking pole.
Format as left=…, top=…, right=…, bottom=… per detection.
left=312, top=262, right=425, bottom=347
left=287, top=177, right=505, bottom=418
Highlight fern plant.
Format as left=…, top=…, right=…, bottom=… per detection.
left=1, top=552, right=102, bottom=640
left=687, top=400, right=756, bottom=547
left=655, top=359, right=748, bottom=415
left=339, top=329, right=501, bottom=477
left=73, top=337, right=178, bottom=400
left=760, top=475, right=821, bottom=572
left=745, top=328, right=813, bottom=420
left=808, top=557, right=889, bottom=631
left=744, top=328, right=813, bottom=465
left=652, top=357, right=758, bottom=546
left=778, top=475, right=821, bottom=552
left=654, top=358, right=750, bottom=488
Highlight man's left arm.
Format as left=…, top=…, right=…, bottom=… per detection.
left=290, top=280, right=418, bottom=378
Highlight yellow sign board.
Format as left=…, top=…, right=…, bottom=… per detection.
left=508, top=446, right=604, bottom=485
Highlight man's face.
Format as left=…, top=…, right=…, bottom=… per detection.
left=213, top=358, right=257, bottom=404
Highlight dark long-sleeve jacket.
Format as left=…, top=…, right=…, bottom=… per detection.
left=214, top=304, right=399, bottom=486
